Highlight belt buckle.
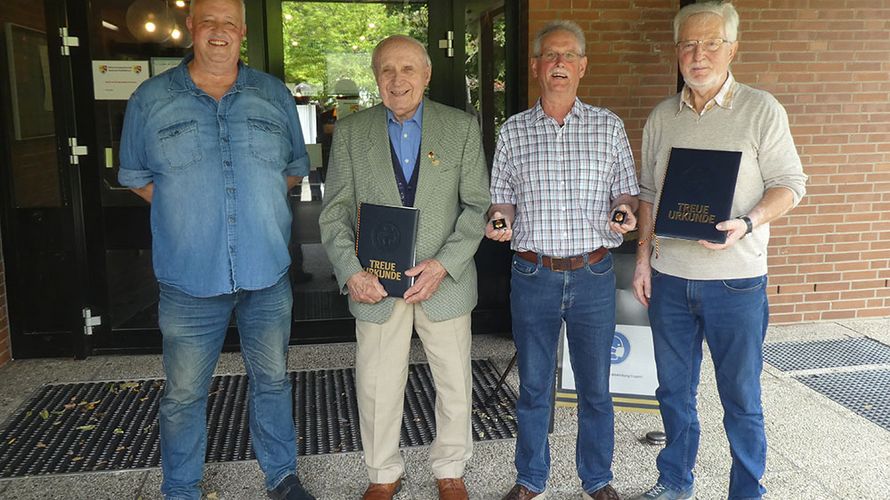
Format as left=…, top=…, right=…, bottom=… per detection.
left=550, top=257, right=571, bottom=272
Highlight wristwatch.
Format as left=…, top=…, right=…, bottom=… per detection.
left=736, top=215, right=753, bottom=237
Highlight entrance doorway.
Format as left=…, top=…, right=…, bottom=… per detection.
left=1, top=0, right=520, bottom=358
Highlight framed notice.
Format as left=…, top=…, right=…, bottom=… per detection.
left=92, top=60, right=150, bottom=100
left=4, top=23, right=55, bottom=140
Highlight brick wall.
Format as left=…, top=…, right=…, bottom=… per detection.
left=528, top=0, right=890, bottom=323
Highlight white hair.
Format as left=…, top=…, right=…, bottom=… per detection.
left=371, top=35, right=432, bottom=75
left=189, top=0, right=247, bottom=24
left=673, top=1, right=739, bottom=43
left=532, top=20, right=586, bottom=57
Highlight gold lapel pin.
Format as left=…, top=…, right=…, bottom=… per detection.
left=427, top=151, right=440, bottom=166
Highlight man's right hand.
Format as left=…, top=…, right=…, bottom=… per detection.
left=632, top=259, right=652, bottom=308
left=484, top=211, right=513, bottom=242
left=346, top=271, right=388, bottom=304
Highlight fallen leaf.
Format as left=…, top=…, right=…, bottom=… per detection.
left=63, top=403, right=77, bottom=410
left=71, top=456, right=83, bottom=462
left=36, top=442, right=47, bottom=448
left=7, top=438, right=15, bottom=445
left=207, top=493, right=219, bottom=500
left=39, top=409, right=49, bottom=420
left=75, top=425, right=96, bottom=431
left=113, top=428, right=124, bottom=435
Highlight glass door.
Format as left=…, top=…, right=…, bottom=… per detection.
left=55, top=0, right=465, bottom=352
left=0, top=0, right=92, bottom=358
left=280, top=1, right=432, bottom=326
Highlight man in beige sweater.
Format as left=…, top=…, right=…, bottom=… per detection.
left=632, top=3, right=806, bottom=499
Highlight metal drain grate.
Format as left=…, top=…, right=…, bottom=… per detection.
left=763, top=338, right=890, bottom=372
left=0, top=359, right=517, bottom=478
left=794, top=369, right=890, bottom=432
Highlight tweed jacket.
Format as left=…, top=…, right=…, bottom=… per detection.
left=319, top=98, right=490, bottom=324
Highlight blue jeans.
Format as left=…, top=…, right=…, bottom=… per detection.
left=648, top=270, right=769, bottom=500
left=510, top=252, right=616, bottom=494
left=158, top=275, right=296, bottom=499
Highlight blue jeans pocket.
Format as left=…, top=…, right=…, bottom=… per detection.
left=721, top=276, right=765, bottom=292
left=512, top=256, right=539, bottom=276
left=586, top=252, right=613, bottom=276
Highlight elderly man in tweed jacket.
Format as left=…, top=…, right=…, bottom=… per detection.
left=319, top=35, right=489, bottom=500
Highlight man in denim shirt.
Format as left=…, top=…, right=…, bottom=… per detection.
left=118, top=0, right=314, bottom=499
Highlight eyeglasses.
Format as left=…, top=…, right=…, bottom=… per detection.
left=537, top=51, right=582, bottom=63
left=675, top=38, right=731, bottom=54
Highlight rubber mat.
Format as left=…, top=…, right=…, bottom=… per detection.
left=762, top=337, right=890, bottom=372
left=795, top=369, right=890, bottom=432
left=0, top=359, right=516, bottom=478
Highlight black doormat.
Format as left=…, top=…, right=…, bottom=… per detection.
left=794, top=369, right=890, bottom=432
left=763, top=337, right=890, bottom=372
left=0, top=359, right=517, bottom=478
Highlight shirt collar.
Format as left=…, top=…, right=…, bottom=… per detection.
left=529, top=97, right=585, bottom=125
left=386, top=99, right=424, bottom=128
left=168, top=53, right=251, bottom=95
left=679, top=72, right=737, bottom=115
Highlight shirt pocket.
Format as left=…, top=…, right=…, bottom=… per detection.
left=158, top=120, right=202, bottom=170
left=248, top=117, right=289, bottom=165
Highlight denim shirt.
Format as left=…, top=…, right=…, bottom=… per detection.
left=118, top=54, right=309, bottom=297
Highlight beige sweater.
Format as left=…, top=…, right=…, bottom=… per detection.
left=639, top=81, right=807, bottom=280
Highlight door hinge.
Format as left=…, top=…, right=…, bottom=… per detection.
left=438, top=31, right=454, bottom=58
left=68, top=137, right=88, bottom=165
left=82, top=308, right=102, bottom=336
left=59, top=27, right=79, bottom=56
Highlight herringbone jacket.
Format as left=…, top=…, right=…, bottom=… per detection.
left=319, top=99, right=490, bottom=323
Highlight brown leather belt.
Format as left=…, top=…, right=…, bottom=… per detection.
left=517, top=247, right=608, bottom=271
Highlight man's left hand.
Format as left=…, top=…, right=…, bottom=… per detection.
left=403, top=259, right=447, bottom=304
left=699, top=218, right=747, bottom=250
left=608, top=204, right=637, bottom=234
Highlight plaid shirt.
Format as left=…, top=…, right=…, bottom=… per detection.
left=491, top=98, right=639, bottom=257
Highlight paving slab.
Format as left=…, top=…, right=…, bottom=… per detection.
left=2, top=322, right=890, bottom=498
left=0, top=469, right=147, bottom=500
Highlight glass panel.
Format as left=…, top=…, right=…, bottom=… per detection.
left=2, top=2, right=71, bottom=335
left=4, top=21, right=60, bottom=208
left=465, top=8, right=507, bottom=134
left=282, top=1, right=428, bottom=321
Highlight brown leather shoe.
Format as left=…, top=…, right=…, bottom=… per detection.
left=437, top=477, right=469, bottom=500
left=362, top=479, right=402, bottom=500
left=502, top=484, right=540, bottom=500
left=583, top=484, right=620, bottom=500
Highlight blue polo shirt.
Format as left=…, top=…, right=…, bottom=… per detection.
left=118, top=54, right=309, bottom=297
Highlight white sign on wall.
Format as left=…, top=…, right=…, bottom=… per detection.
left=92, top=60, right=149, bottom=100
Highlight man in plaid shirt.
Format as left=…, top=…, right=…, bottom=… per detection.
left=485, top=20, right=639, bottom=500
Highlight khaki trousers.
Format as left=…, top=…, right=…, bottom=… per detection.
left=355, top=299, right=473, bottom=483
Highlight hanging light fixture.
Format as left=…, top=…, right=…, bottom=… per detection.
left=125, top=0, right=174, bottom=43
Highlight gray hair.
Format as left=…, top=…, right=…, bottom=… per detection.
left=673, top=1, right=739, bottom=43
left=532, top=20, right=586, bottom=57
left=189, top=0, right=247, bottom=25
left=371, top=35, right=432, bottom=75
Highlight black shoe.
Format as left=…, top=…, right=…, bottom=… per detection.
left=268, top=475, right=316, bottom=500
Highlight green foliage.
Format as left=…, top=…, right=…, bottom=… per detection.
left=282, top=2, right=427, bottom=104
